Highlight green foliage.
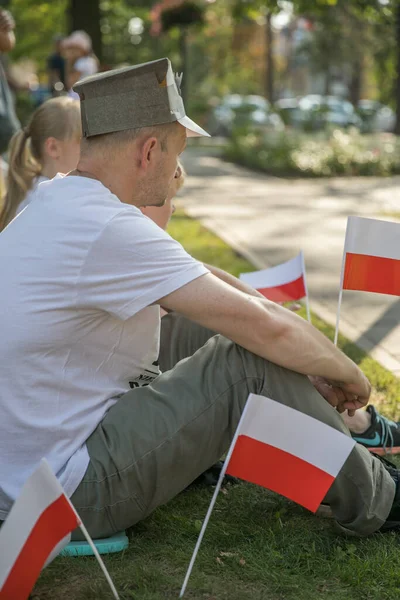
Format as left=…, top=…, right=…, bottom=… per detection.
left=6, top=0, right=400, bottom=130
left=10, top=0, right=68, bottom=69
left=225, top=127, right=400, bottom=177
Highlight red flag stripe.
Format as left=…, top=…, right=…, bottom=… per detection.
left=257, top=275, right=306, bottom=303
left=343, top=252, right=400, bottom=296
left=226, top=435, right=334, bottom=513
left=0, top=494, right=79, bottom=600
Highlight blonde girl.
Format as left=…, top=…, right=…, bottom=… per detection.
left=0, top=96, right=81, bottom=231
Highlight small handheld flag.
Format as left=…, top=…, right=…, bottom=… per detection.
left=239, top=251, right=311, bottom=321
left=334, top=216, right=400, bottom=344
left=0, top=459, right=119, bottom=600
left=180, top=394, right=355, bottom=597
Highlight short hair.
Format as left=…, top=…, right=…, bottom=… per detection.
left=80, top=121, right=178, bottom=157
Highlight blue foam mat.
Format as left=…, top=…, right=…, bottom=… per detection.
left=61, top=531, right=129, bottom=557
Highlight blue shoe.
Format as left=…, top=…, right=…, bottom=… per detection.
left=351, top=405, right=400, bottom=456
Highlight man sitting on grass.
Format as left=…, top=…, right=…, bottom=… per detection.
left=0, top=58, right=399, bottom=540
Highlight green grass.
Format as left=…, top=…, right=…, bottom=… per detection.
left=381, top=212, right=400, bottom=220
left=33, top=210, right=400, bottom=600
left=169, top=210, right=400, bottom=418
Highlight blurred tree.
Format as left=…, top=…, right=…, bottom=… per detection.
left=148, top=1, right=206, bottom=105
left=231, top=0, right=280, bottom=102
left=68, top=0, right=102, bottom=62
left=7, top=0, right=400, bottom=132
left=10, top=0, right=68, bottom=66
left=292, top=0, right=400, bottom=132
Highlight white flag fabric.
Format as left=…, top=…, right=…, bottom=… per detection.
left=0, top=459, right=80, bottom=600
left=239, top=252, right=306, bottom=302
left=341, top=216, right=400, bottom=296
left=225, top=394, right=355, bottom=512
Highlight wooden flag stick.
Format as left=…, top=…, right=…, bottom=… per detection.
left=179, top=399, right=251, bottom=598
left=300, top=250, right=311, bottom=323
left=77, top=521, right=120, bottom=600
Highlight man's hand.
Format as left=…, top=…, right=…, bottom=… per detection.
left=309, top=373, right=371, bottom=415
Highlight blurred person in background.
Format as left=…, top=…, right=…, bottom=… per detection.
left=47, top=34, right=66, bottom=97
left=0, top=96, right=81, bottom=230
left=0, top=7, right=20, bottom=201
left=62, top=30, right=99, bottom=98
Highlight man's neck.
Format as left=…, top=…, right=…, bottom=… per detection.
left=69, top=166, right=135, bottom=205
left=68, top=168, right=99, bottom=182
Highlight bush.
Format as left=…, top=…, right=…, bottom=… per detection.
left=225, top=127, right=400, bottom=177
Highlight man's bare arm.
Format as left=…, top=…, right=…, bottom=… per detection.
left=204, top=263, right=265, bottom=298
left=158, top=273, right=370, bottom=410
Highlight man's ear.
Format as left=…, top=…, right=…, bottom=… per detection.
left=44, top=137, right=62, bottom=160
left=139, top=136, right=158, bottom=170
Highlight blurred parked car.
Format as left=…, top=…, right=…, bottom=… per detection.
left=357, top=100, right=395, bottom=133
left=207, top=94, right=284, bottom=136
left=294, top=95, right=362, bottom=131
left=274, top=97, right=299, bottom=126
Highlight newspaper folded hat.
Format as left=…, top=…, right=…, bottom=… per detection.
left=73, top=57, right=210, bottom=138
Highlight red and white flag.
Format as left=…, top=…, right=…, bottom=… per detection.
left=239, top=252, right=307, bottom=303
left=0, top=459, right=80, bottom=600
left=334, top=216, right=400, bottom=345
left=225, top=394, right=355, bottom=512
left=341, top=216, right=400, bottom=296
left=239, top=252, right=310, bottom=321
left=179, top=393, right=355, bottom=597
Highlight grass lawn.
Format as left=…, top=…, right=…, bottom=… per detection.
left=33, top=211, right=400, bottom=600
left=382, top=212, right=400, bottom=220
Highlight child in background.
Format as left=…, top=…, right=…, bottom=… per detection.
left=62, top=30, right=99, bottom=98
left=0, top=96, right=81, bottom=230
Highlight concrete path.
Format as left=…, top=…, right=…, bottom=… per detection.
left=180, top=146, right=400, bottom=376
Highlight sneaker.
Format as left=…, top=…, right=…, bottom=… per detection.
left=351, top=405, right=400, bottom=456
left=187, top=461, right=239, bottom=489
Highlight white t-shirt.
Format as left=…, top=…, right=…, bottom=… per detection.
left=0, top=175, right=208, bottom=517
left=15, top=175, right=49, bottom=216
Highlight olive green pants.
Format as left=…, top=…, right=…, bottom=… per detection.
left=70, top=313, right=395, bottom=539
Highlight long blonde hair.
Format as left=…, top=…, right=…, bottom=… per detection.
left=0, top=96, right=81, bottom=231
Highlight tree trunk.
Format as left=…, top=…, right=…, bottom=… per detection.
left=324, top=66, right=331, bottom=96
left=395, top=1, right=400, bottom=135
left=349, top=61, right=362, bottom=107
left=68, top=0, right=103, bottom=63
left=265, top=11, right=274, bottom=103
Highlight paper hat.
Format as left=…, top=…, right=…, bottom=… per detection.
left=73, top=57, right=210, bottom=138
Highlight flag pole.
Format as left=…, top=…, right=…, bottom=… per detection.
left=300, top=250, right=311, bottom=323
left=77, top=521, right=120, bottom=600
left=334, top=221, right=349, bottom=346
left=334, top=288, right=343, bottom=346
left=65, top=495, right=120, bottom=600
left=179, top=398, right=252, bottom=598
